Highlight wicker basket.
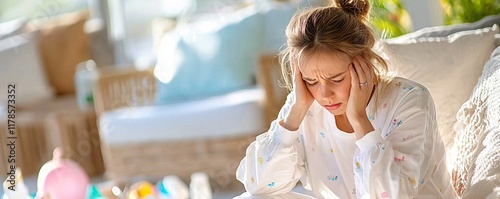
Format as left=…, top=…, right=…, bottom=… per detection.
left=102, top=135, right=257, bottom=189
left=44, top=108, right=105, bottom=177
left=257, top=54, right=288, bottom=127
left=0, top=101, right=104, bottom=178
left=0, top=113, right=51, bottom=176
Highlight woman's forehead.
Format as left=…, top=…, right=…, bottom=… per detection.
left=298, top=51, right=351, bottom=73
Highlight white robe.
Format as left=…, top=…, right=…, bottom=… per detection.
left=236, top=77, right=458, bottom=199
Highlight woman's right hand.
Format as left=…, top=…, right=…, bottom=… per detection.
left=280, top=61, right=315, bottom=131
left=292, top=60, right=315, bottom=108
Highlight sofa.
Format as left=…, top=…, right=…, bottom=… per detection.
left=383, top=16, right=500, bottom=198
left=93, top=66, right=266, bottom=189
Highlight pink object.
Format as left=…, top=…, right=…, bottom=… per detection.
left=35, top=148, right=90, bottom=199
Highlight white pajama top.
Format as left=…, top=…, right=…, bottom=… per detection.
left=236, top=77, right=457, bottom=199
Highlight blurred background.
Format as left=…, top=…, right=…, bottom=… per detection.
left=0, top=0, right=499, bottom=198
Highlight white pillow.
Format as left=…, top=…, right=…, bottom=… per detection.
left=389, top=14, right=500, bottom=42
left=0, top=32, right=54, bottom=106
left=495, top=34, right=500, bottom=46
left=383, top=25, right=499, bottom=152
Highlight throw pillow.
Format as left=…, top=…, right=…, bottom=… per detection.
left=261, top=1, right=296, bottom=53
left=155, top=6, right=263, bottom=104
left=384, top=25, right=499, bottom=153
left=29, top=10, right=91, bottom=95
left=0, top=32, right=55, bottom=106
left=496, top=34, right=500, bottom=46
left=389, top=14, right=500, bottom=42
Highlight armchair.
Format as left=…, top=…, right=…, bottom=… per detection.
left=92, top=65, right=269, bottom=189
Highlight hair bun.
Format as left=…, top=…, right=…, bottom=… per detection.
left=334, top=0, right=370, bottom=21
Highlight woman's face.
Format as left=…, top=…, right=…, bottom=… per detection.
left=299, top=51, right=352, bottom=115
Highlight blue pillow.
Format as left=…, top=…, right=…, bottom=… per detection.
left=261, top=2, right=296, bottom=53
left=155, top=8, right=264, bottom=104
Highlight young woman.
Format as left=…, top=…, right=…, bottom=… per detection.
left=236, top=0, right=457, bottom=198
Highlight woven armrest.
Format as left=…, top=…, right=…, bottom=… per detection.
left=257, top=54, right=288, bottom=127
left=93, top=66, right=157, bottom=116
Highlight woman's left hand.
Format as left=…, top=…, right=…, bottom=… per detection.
left=347, top=56, right=375, bottom=137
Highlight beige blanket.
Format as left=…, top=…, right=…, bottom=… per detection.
left=451, top=46, right=500, bottom=198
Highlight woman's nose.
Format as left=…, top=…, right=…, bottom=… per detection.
left=319, top=83, right=334, bottom=101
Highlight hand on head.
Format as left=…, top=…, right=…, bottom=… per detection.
left=292, top=59, right=315, bottom=109
left=279, top=59, right=315, bottom=131
left=346, top=56, right=375, bottom=122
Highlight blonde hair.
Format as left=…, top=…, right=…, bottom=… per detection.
left=279, top=0, right=393, bottom=93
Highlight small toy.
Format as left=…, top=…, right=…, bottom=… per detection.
left=156, top=175, right=189, bottom=199
left=2, top=167, right=32, bottom=199
left=189, top=172, right=212, bottom=199
left=128, top=181, right=158, bottom=199
left=35, top=147, right=89, bottom=199
left=87, top=184, right=106, bottom=199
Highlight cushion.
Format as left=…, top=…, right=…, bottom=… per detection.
left=100, top=88, right=265, bottom=145
left=384, top=25, right=499, bottom=153
left=154, top=6, right=263, bottom=104
left=0, top=18, right=27, bottom=40
left=260, top=1, right=296, bottom=53
left=0, top=32, right=55, bottom=106
left=450, top=46, right=500, bottom=197
left=389, top=14, right=500, bottom=42
left=29, top=10, right=91, bottom=95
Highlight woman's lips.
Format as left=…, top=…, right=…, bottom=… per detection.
left=325, top=103, right=342, bottom=110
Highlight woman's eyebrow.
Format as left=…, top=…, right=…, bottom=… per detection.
left=326, top=71, right=347, bottom=79
left=302, top=71, right=347, bottom=81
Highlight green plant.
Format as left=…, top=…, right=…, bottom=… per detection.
left=441, top=0, right=500, bottom=25
left=370, top=0, right=412, bottom=39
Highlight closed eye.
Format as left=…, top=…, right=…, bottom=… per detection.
left=305, top=81, right=317, bottom=86
left=331, top=78, right=344, bottom=83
